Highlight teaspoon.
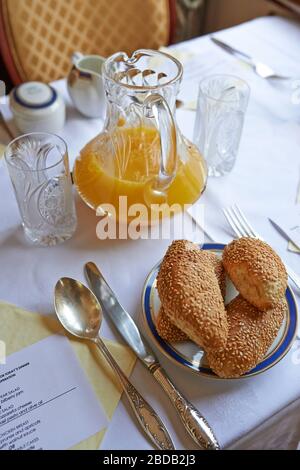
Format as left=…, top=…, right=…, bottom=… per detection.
left=54, top=277, right=175, bottom=450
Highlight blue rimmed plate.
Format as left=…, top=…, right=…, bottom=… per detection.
left=141, top=243, right=298, bottom=379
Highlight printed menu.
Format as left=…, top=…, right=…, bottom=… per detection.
left=0, top=335, right=108, bottom=450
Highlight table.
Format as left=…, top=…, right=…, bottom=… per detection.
left=0, top=15, right=300, bottom=450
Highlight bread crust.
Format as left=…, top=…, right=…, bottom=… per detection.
left=223, top=238, right=287, bottom=310
left=206, top=295, right=287, bottom=378
left=157, top=306, right=189, bottom=342
left=156, top=252, right=226, bottom=343
left=156, top=240, right=228, bottom=349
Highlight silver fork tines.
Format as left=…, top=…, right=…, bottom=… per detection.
left=223, top=205, right=261, bottom=239
left=223, top=205, right=300, bottom=291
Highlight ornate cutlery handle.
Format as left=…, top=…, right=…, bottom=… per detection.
left=152, top=366, right=220, bottom=450
left=95, top=338, right=174, bottom=450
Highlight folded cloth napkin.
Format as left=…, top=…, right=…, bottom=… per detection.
left=288, top=175, right=300, bottom=254
left=0, top=301, right=136, bottom=450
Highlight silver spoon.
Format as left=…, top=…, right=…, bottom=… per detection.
left=54, top=277, right=175, bottom=450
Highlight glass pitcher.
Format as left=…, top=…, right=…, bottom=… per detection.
left=74, top=49, right=207, bottom=224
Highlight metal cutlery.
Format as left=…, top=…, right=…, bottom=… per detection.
left=269, top=218, right=300, bottom=252
left=211, top=37, right=293, bottom=80
left=222, top=204, right=300, bottom=291
left=85, top=261, right=220, bottom=450
left=54, top=277, right=175, bottom=451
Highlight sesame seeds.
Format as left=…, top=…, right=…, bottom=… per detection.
left=206, top=295, right=287, bottom=378
left=155, top=238, right=287, bottom=378
left=157, top=306, right=189, bottom=343
left=223, top=238, right=287, bottom=311
left=156, top=240, right=228, bottom=350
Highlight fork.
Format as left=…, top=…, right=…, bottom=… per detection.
left=211, top=37, right=293, bottom=81
left=222, top=204, right=300, bottom=291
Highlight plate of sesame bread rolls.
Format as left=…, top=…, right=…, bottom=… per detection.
left=141, top=239, right=298, bottom=379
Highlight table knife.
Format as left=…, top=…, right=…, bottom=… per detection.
left=269, top=218, right=300, bottom=252
left=85, top=261, right=220, bottom=450
left=211, top=37, right=253, bottom=64
left=210, top=37, right=292, bottom=80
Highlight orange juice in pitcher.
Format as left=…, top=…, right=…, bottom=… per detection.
left=74, top=50, right=207, bottom=224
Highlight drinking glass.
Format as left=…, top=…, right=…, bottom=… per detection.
left=193, top=75, right=250, bottom=177
left=5, top=132, right=77, bottom=246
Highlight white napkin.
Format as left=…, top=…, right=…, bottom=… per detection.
left=271, top=206, right=300, bottom=252
left=288, top=173, right=300, bottom=253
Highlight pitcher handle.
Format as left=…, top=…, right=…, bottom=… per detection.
left=143, top=94, right=177, bottom=203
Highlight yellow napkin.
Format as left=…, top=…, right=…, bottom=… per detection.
left=0, top=301, right=136, bottom=450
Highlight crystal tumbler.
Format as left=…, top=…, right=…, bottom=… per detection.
left=193, top=75, right=250, bottom=177
left=5, top=132, right=77, bottom=246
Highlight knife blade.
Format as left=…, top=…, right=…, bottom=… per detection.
left=85, top=261, right=220, bottom=450
left=85, top=262, right=157, bottom=367
left=211, top=37, right=253, bottom=64
left=269, top=218, right=300, bottom=251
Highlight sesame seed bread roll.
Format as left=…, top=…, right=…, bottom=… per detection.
left=223, top=238, right=287, bottom=311
left=157, top=306, right=189, bottom=343
left=156, top=253, right=226, bottom=343
left=211, top=254, right=226, bottom=300
left=157, top=240, right=228, bottom=350
left=206, top=295, right=287, bottom=378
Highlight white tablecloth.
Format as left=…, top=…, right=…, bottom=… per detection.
left=0, top=16, right=300, bottom=450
